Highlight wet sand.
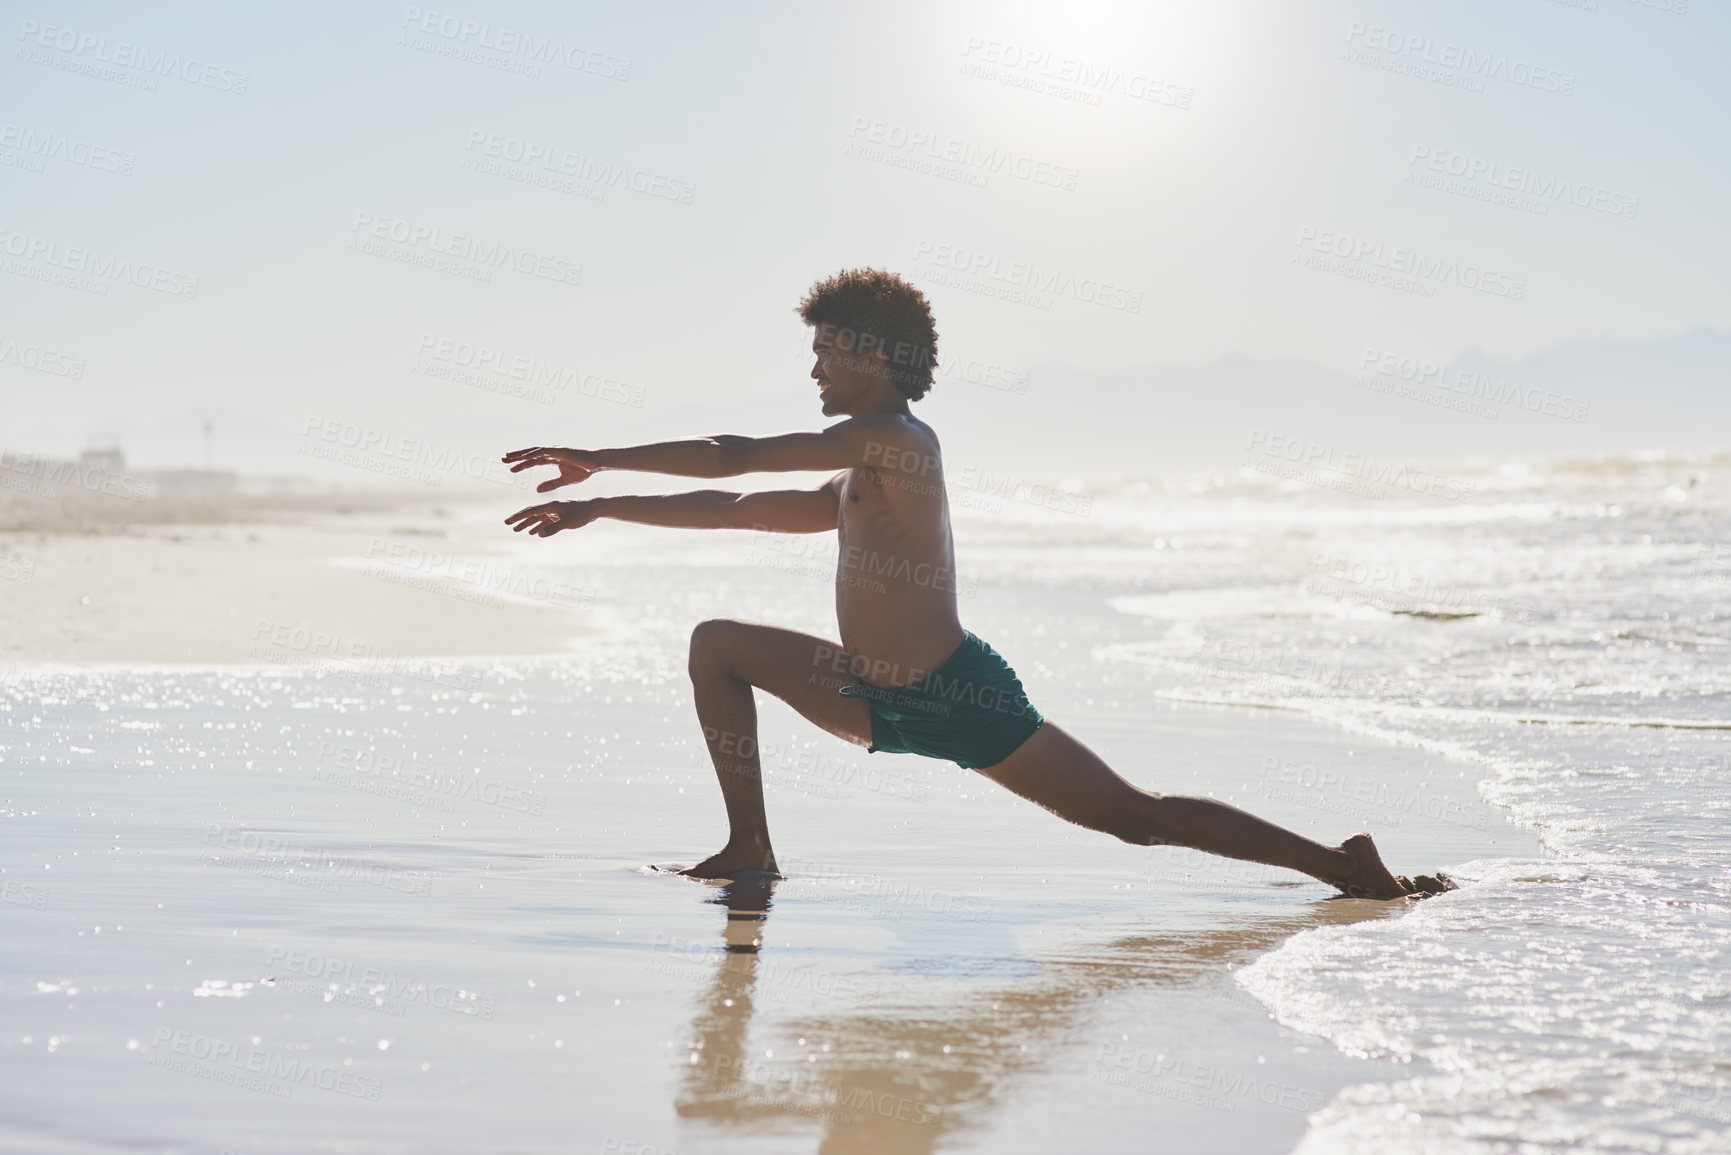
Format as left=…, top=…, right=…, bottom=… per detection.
left=0, top=494, right=1544, bottom=1152
left=0, top=668, right=1537, bottom=1153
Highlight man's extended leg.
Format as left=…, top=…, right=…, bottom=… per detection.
left=682, top=618, right=874, bottom=878
left=974, top=721, right=1416, bottom=899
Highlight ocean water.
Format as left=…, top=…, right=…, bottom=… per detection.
left=1, top=452, right=1725, bottom=1152
left=1077, top=454, right=1731, bottom=1153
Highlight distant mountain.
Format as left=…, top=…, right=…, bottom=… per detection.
left=926, top=326, right=1731, bottom=481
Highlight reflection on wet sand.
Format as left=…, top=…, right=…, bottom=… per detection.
left=674, top=877, right=1393, bottom=1153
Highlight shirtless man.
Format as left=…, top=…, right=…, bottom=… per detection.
left=503, top=268, right=1430, bottom=899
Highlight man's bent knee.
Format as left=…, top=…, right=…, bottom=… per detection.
left=688, top=618, right=744, bottom=680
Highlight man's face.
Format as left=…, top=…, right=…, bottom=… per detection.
left=810, top=325, right=886, bottom=417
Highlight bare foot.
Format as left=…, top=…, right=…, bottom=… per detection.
left=680, top=841, right=780, bottom=880
left=1411, top=872, right=1458, bottom=895
left=1332, top=833, right=1419, bottom=900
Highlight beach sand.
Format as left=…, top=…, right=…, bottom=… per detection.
left=0, top=489, right=593, bottom=665
left=0, top=491, right=1544, bottom=1153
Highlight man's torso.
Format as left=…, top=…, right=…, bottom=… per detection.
left=833, top=424, right=965, bottom=687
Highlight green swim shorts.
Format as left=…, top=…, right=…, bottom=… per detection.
left=838, top=632, right=1044, bottom=770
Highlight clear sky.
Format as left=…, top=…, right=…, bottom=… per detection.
left=2, top=0, right=1725, bottom=481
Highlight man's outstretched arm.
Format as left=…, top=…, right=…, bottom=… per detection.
left=506, top=480, right=841, bottom=537
left=503, top=415, right=915, bottom=492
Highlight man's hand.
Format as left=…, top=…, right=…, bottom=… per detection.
left=505, top=500, right=598, bottom=537
left=502, top=447, right=602, bottom=492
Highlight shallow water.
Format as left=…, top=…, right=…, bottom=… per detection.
left=2, top=651, right=1516, bottom=1153
left=5, top=454, right=1724, bottom=1152
left=1092, top=457, right=1731, bottom=1153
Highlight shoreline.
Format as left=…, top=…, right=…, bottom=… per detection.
left=0, top=492, right=592, bottom=666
